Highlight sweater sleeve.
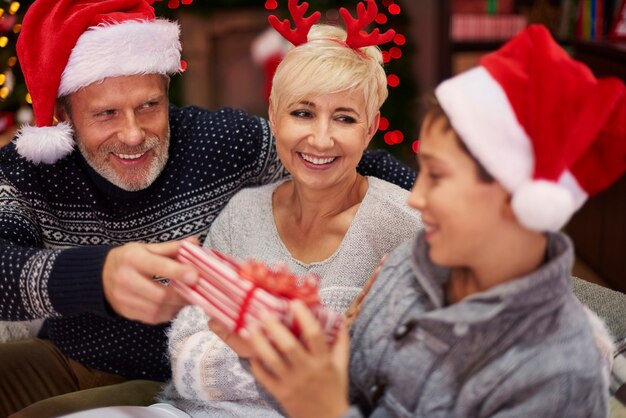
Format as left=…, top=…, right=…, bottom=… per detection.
left=357, top=149, right=417, bottom=191
left=240, top=114, right=288, bottom=187
left=0, top=175, right=112, bottom=320
left=168, top=305, right=263, bottom=403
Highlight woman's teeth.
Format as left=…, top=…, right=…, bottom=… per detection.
left=300, top=153, right=336, bottom=165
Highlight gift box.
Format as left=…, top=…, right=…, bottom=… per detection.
left=173, top=242, right=343, bottom=343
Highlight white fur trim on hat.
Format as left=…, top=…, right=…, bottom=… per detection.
left=59, top=19, right=181, bottom=96
left=512, top=180, right=575, bottom=232
left=14, top=122, right=74, bottom=165
left=435, top=67, right=533, bottom=193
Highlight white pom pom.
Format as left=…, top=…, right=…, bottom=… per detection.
left=511, top=180, right=575, bottom=232
left=14, top=122, right=74, bottom=165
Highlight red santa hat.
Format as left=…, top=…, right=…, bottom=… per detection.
left=435, top=24, right=626, bottom=232
left=15, top=0, right=182, bottom=165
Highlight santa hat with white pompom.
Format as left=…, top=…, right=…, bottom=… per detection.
left=14, top=0, right=182, bottom=165
left=435, top=24, right=626, bottom=232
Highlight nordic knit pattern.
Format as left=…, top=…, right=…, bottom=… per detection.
left=0, top=106, right=416, bottom=382
left=162, top=177, right=422, bottom=417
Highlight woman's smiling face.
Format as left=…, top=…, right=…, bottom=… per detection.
left=270, top=90, right=378, bottom=191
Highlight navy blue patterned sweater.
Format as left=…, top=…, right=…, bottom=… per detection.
left=0, top=106, right=416, bottom=382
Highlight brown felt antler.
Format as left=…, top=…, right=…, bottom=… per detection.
left=268, top=0, right=321, bottom=46
left=340, top=0, right=396, bottom=49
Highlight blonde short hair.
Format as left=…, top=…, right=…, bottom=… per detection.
left=269, top=24, right=388, bottom=124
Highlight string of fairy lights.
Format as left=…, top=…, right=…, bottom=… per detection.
left=4, top=0, right=417, bottom=154
left=0, top=1, right=22, bottom=103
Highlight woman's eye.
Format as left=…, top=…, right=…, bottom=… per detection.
left=336, top=115, right=357, bottom=124
left=290, top=110, right=313, bottom=118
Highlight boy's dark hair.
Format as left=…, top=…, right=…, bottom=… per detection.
left=423, top=94, right=495, bottom=183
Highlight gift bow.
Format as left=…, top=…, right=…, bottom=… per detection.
left=238, top=260, right=321, bottom=307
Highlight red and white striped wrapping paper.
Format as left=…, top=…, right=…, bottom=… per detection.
left=173, top=242, right=343, bottom=343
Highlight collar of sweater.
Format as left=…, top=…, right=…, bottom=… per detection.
left=409, top=230, right=574, bottom=325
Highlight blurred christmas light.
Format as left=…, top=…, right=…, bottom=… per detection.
left=375, top=13, right=387, bottom=24
left=0, top=74, right=5, bottom=86
left=389, top=46, right=402, bottom=59
left=388, top=4, right=401, bottom=15
left=0, top=9, right=4, bottom=18
left=25, top=92, right=31, bottom=104
left=378, top=116, right=389, bottom=131
left=12, top=23, right=21, bottom=34
left=0, top=37, right=8, bottom=48
left=393, top=34, right=406, bottom=46
left=0, top=87, right=9, bottom=100
left=8, top=2, right=19, bottom=15
left=387, top=74, right=399, bottom=87
left=7, top=56, right=16, bottom=67
left=412, top=140, right=420, bottom=153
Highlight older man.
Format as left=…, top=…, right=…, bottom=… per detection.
left=0, top=0, right=415, bottom=416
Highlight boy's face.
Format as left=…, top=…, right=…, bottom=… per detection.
left=407, top=114, right=510, bottom=268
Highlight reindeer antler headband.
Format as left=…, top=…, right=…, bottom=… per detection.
left=268, top=0, right=396, bottom=50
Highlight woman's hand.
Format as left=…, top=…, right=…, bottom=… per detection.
left=208, top=319, right=253, bottom=358
left=249, top=301, right=351, bottom=418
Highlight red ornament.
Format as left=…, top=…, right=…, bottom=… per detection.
left=412, top=140, right=420, bottom=153
left=375, top=13, right=387, bottom=24
left=384, top=131, right=396, bottom=145
left=378, top=116, right=389, bottom=131
left=393, top=130, right=404, bottom=144
left=387, top=74, right=400, bottom=87
left=388, top=4, right=401, bottom=15
left=389, top=46, right=402, bottom=59
left=393, top=33, right=406, bottom=45
left=167, top=0, right=179, bottom=9
left=265, top=0, right=278, bottom=10
left=381, top=50, right=390, bottom=63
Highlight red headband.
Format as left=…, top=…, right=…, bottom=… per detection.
left=268, top=0, right=395, bottom=50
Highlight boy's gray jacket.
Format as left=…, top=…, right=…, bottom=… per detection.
left=346, top=231, right=608, bottom=418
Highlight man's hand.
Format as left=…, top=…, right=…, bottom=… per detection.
left=102, top=237, right=199, bottom=324
left=249, top=301, right=351, bottom=418
left=344, top=254, right=386, bottom=329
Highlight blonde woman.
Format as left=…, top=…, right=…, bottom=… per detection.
left=161, top=22, right=422, bottom=417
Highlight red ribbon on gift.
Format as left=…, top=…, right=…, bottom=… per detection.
left=239, top=260, right=321, bottom=307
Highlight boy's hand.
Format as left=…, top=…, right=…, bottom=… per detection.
left=249, top=301, right=351, bottom=418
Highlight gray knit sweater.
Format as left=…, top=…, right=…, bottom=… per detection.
left=161, top=177, right=422, bottom=417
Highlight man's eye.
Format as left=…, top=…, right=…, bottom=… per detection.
left=95, top=110, right=115, bottom=118
left=142, top=101, right=158, bottom=109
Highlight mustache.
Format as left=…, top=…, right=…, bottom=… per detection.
left=103, top=136, right=161, bottom=155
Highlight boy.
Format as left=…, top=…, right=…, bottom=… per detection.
left=244, top=24, right=625, bottom=418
